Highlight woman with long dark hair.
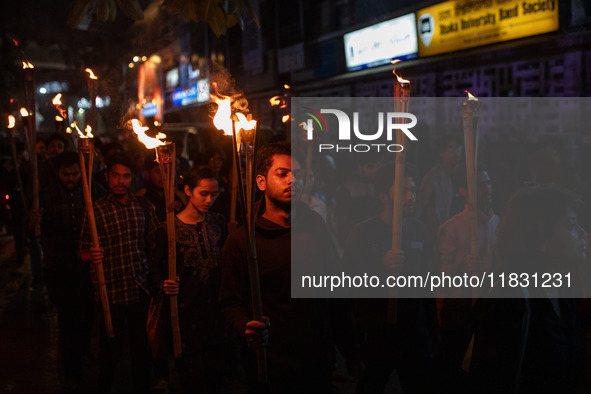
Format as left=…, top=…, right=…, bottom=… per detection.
left=149, top=166, right=228, bottom=393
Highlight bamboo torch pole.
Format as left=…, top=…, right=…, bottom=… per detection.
left=7, top=116, right=27, bottom=217
left=234, top=117, right=267, bottom=384
left=85, top=69, right=98, bottom=132
left=461, top=92, right=480, bottom=261
left=78, top=136, right=114, bottom=337
left=387, top=64, right=411, bottom=325
left=20, top=108, right=39, bottom=237
left=155, top=142, right=182, bottom=358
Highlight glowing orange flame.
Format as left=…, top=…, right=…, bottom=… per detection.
left=12, top=39, right=19, bottom=47
left=391, top=59, right=409, bottom=83
left=284, top=84, right=290, bottom=89
left=20, top=108, right=29, bottom=117
left=66, top=127, right=72, bottom=134
left=71, top=122, right=85, bottom=138
left=22, top=61, right=34, bottom=69
left=85, top=125, right=94, bottom=138
left=282, top=115, right=290, bottom=123
left=235, top=113, right=257, bottom=132
left=130, top=119, right=166, bottom=149
left=270, top=96, right=281, bottom=106
left=52, top=93, right=68, bottom=118
left=52, top=93, right=62, bottom=105
left=85, top=68, right=97, bottom=79
left=210, top=83, right=234, bottom=136
left=8, top=115, right=16, bottom=128
left=55, top=116, right=64, bottom=121
left=465, top=90, right=478, bottom=100
left=212, top=98, right=233, bottom=136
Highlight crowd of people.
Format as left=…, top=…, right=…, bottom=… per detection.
left=1, top=127, right=590, bottom=394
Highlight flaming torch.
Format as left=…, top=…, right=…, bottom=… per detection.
left=85, top=68, right=98, bottom=131
left=211, top=88, right=267, bottom=384
left=22, top=61, right=35, bottom=120
left=53, top=93, right=68, bottom=134
left=130, top=119, right=182, bottom=358
left=7, top=115, right=27, bottom=217
left=20, top=107, right=40, bottom=237
left=462, top=91, right=480, bottom=266
left=269, top=84, right=292, bottom=142
left=387, top=60, right=412, bottom=325
left=77, top=124, right=114, bottom=337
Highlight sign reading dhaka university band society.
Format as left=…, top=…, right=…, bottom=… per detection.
left=416, top=0, right=559, bottom=57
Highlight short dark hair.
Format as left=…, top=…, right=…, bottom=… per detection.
left=375, top=162, right=417, bottom=196
left=106, top=152, right=134, bottom=173
left=182, top=166, right=218, bottom=190
left=257, top=142, right=291, bottom=177
left=46, top=133, right=68, bottom=147
left=435, top=134, right=462, bottom=156
left=54, top=151, right=80, bottom=170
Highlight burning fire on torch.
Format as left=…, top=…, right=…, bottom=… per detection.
left=391, top=59, right=409, bottom=84
left=8, top=116, right=16, bottom=129
left=210, top=82, right=257, bottom=138
left=71, top=122, right=94, bottom=138
left=130, top=119, right=166, bottom=149
left=22, top=61, right=34, bottom=69
left=465, top=90, right=478, bottom=101
left=269, top=84, right=291, bottom=123
left=85, top=68, right=98, bottom=79
left=52, top=93, right=68, bottom=118
left=20, top=108, right=30, bottom=117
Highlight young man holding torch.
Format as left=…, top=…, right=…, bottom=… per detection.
left=29, top=151, right=103, bottom=393
left=80, top=152, right=157, bottom=394
left=342, top=164, right=437, bottom=394
left=219, top=143, right=360, bottom=393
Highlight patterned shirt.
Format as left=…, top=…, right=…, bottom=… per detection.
left=80, top=193, right=157, bottom=305
left=150, top=212, right=227, bottom=352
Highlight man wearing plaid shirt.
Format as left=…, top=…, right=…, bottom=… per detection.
left=81, top=152, right=157, bottom=394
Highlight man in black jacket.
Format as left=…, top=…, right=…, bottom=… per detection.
left=219, top=143, right=359, bottom=393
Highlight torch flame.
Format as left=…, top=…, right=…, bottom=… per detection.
left=12, top=39, right=19, bottom=47
left=284, top=84, right=290, bottom=90
left=85, top=68, right=98, bottom=80
left=20, top=108, right=29, bottom=117
left=270, top=96, right=281, bottom=106
left=72, top=123, right=94, bottom=138
left=130, top=119, right=166, bottom=149
left=56, top=116, right=64, bottom=121
left=212, top=98, right=233, bottom=136
left=210, top=83, right=234, bottom=136
left=8, top=115, right=16, bottom=128
left=71, top=122, right=85, bottom=138
left=282, top=115, right=290, bottom=123
left=391, top=59, right=409, bottom=83
left=52, top=93, right=62, bottom=105
left=22, top=61, right=34, bottom=69
left=235, top=113, right=257, bottom=132
left=52, top=93, right=68, bottom=118
left=465, top=90, right=478, bottom=100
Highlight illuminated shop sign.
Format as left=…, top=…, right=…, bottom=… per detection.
left=171, top=79, right=210, bottom=107
left=416, top=0, right=559, bottom=57
left=141, top=101, right=158, bottom=117
left=344, top=13, right=418, bottom=71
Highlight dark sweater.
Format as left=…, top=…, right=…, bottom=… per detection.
left=219, top=201, right=358, bottom=390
